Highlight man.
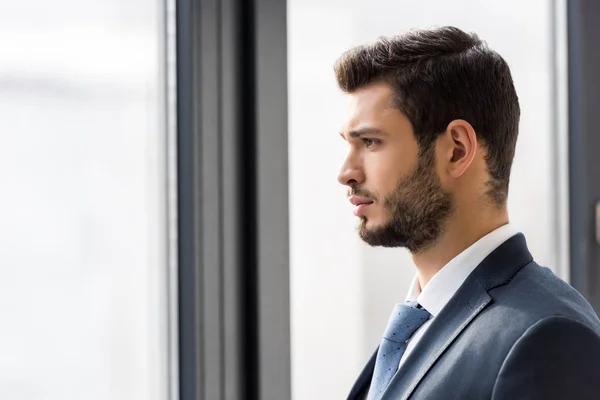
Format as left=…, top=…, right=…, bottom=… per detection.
left=335, top=26, right=600, bottom=400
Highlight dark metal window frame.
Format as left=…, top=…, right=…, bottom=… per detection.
left=568, top=0, right=600, bottom=312
left=176, top=0, right=290, bottom=398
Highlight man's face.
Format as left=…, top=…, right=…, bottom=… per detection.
left=338, top=82, right=453, bottom=252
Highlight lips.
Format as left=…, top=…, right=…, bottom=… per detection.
left=349, top=195, right=374, bottom=216
left=348, top=195, right=373, bottom=206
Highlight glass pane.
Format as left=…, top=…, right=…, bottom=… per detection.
left=288, top=1, right=560, bottom=399
left=0, top=1, right=170, bottom=399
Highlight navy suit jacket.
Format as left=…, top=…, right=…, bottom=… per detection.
left=348, top=234, right=600, bottom=399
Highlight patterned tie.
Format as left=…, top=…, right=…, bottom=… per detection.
left=366, top=301, right=431, bottom=400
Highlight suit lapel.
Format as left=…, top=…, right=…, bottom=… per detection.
left=348, top=284, right=491, bottom=400
left=382, top=233, right=533, bottom=400
left=347, top=348, right=378, bottom=400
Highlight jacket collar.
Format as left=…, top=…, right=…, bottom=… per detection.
left=347, top=233, right=533, bottom=400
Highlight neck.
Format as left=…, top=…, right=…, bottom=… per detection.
left=412, top=205, right=509, bottom=290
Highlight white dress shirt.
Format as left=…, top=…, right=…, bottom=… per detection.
left=397, top=223, right=518, bottom=368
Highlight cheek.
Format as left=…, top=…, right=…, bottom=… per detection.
left=365, top=152, right=407, bottom=196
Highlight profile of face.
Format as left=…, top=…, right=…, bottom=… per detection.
left=338, top=83, right=454, bottom=253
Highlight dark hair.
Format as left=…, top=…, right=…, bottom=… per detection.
left=334, top=26, right=520, bottom=206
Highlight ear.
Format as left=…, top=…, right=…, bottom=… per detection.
left=444, top=119, right=477, bottom=178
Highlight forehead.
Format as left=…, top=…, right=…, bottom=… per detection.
left=346, top=82, right=393, bottom=121
left=343, top=82, right=411, bottom=134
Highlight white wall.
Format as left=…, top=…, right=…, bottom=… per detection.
left=288, top=3, right=366, bottom=398
left=0, top=1, right=170, bottom=399
left=288, top=1, right=561, bottom=399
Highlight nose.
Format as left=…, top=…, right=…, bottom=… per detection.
left=338, top=152, right=365, bottom=187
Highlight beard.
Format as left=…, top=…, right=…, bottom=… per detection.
left=354, top=146, right=454, bottom=253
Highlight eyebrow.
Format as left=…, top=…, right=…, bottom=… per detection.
left=339, top=128, right=388, bottom=140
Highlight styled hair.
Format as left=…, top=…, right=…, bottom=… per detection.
left=334, top=26, right=520, bottom=206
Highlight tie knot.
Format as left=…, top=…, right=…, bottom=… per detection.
left=382, top=301, right=431, bottom=343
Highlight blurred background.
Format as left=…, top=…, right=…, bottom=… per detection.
left=0, top=1, right=171, bottom=399
left=1, top=0, right=598, bottom=399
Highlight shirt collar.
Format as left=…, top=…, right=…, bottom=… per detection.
left=405, top=223, right=518, bottom=317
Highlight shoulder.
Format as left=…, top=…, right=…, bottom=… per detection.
left=467, top=261, right=600, bottom=364
left=487, top=261, right=600, bottom=332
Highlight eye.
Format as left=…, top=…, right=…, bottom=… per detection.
left=362, top=138, right=379, bottom=148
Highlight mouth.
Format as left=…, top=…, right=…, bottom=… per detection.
left=348, top=195, right=374, bottom=216
left=353, top=203, right=373, bottom=216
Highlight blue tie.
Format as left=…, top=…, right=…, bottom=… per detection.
left=367, top=301, right=431, bottom=400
